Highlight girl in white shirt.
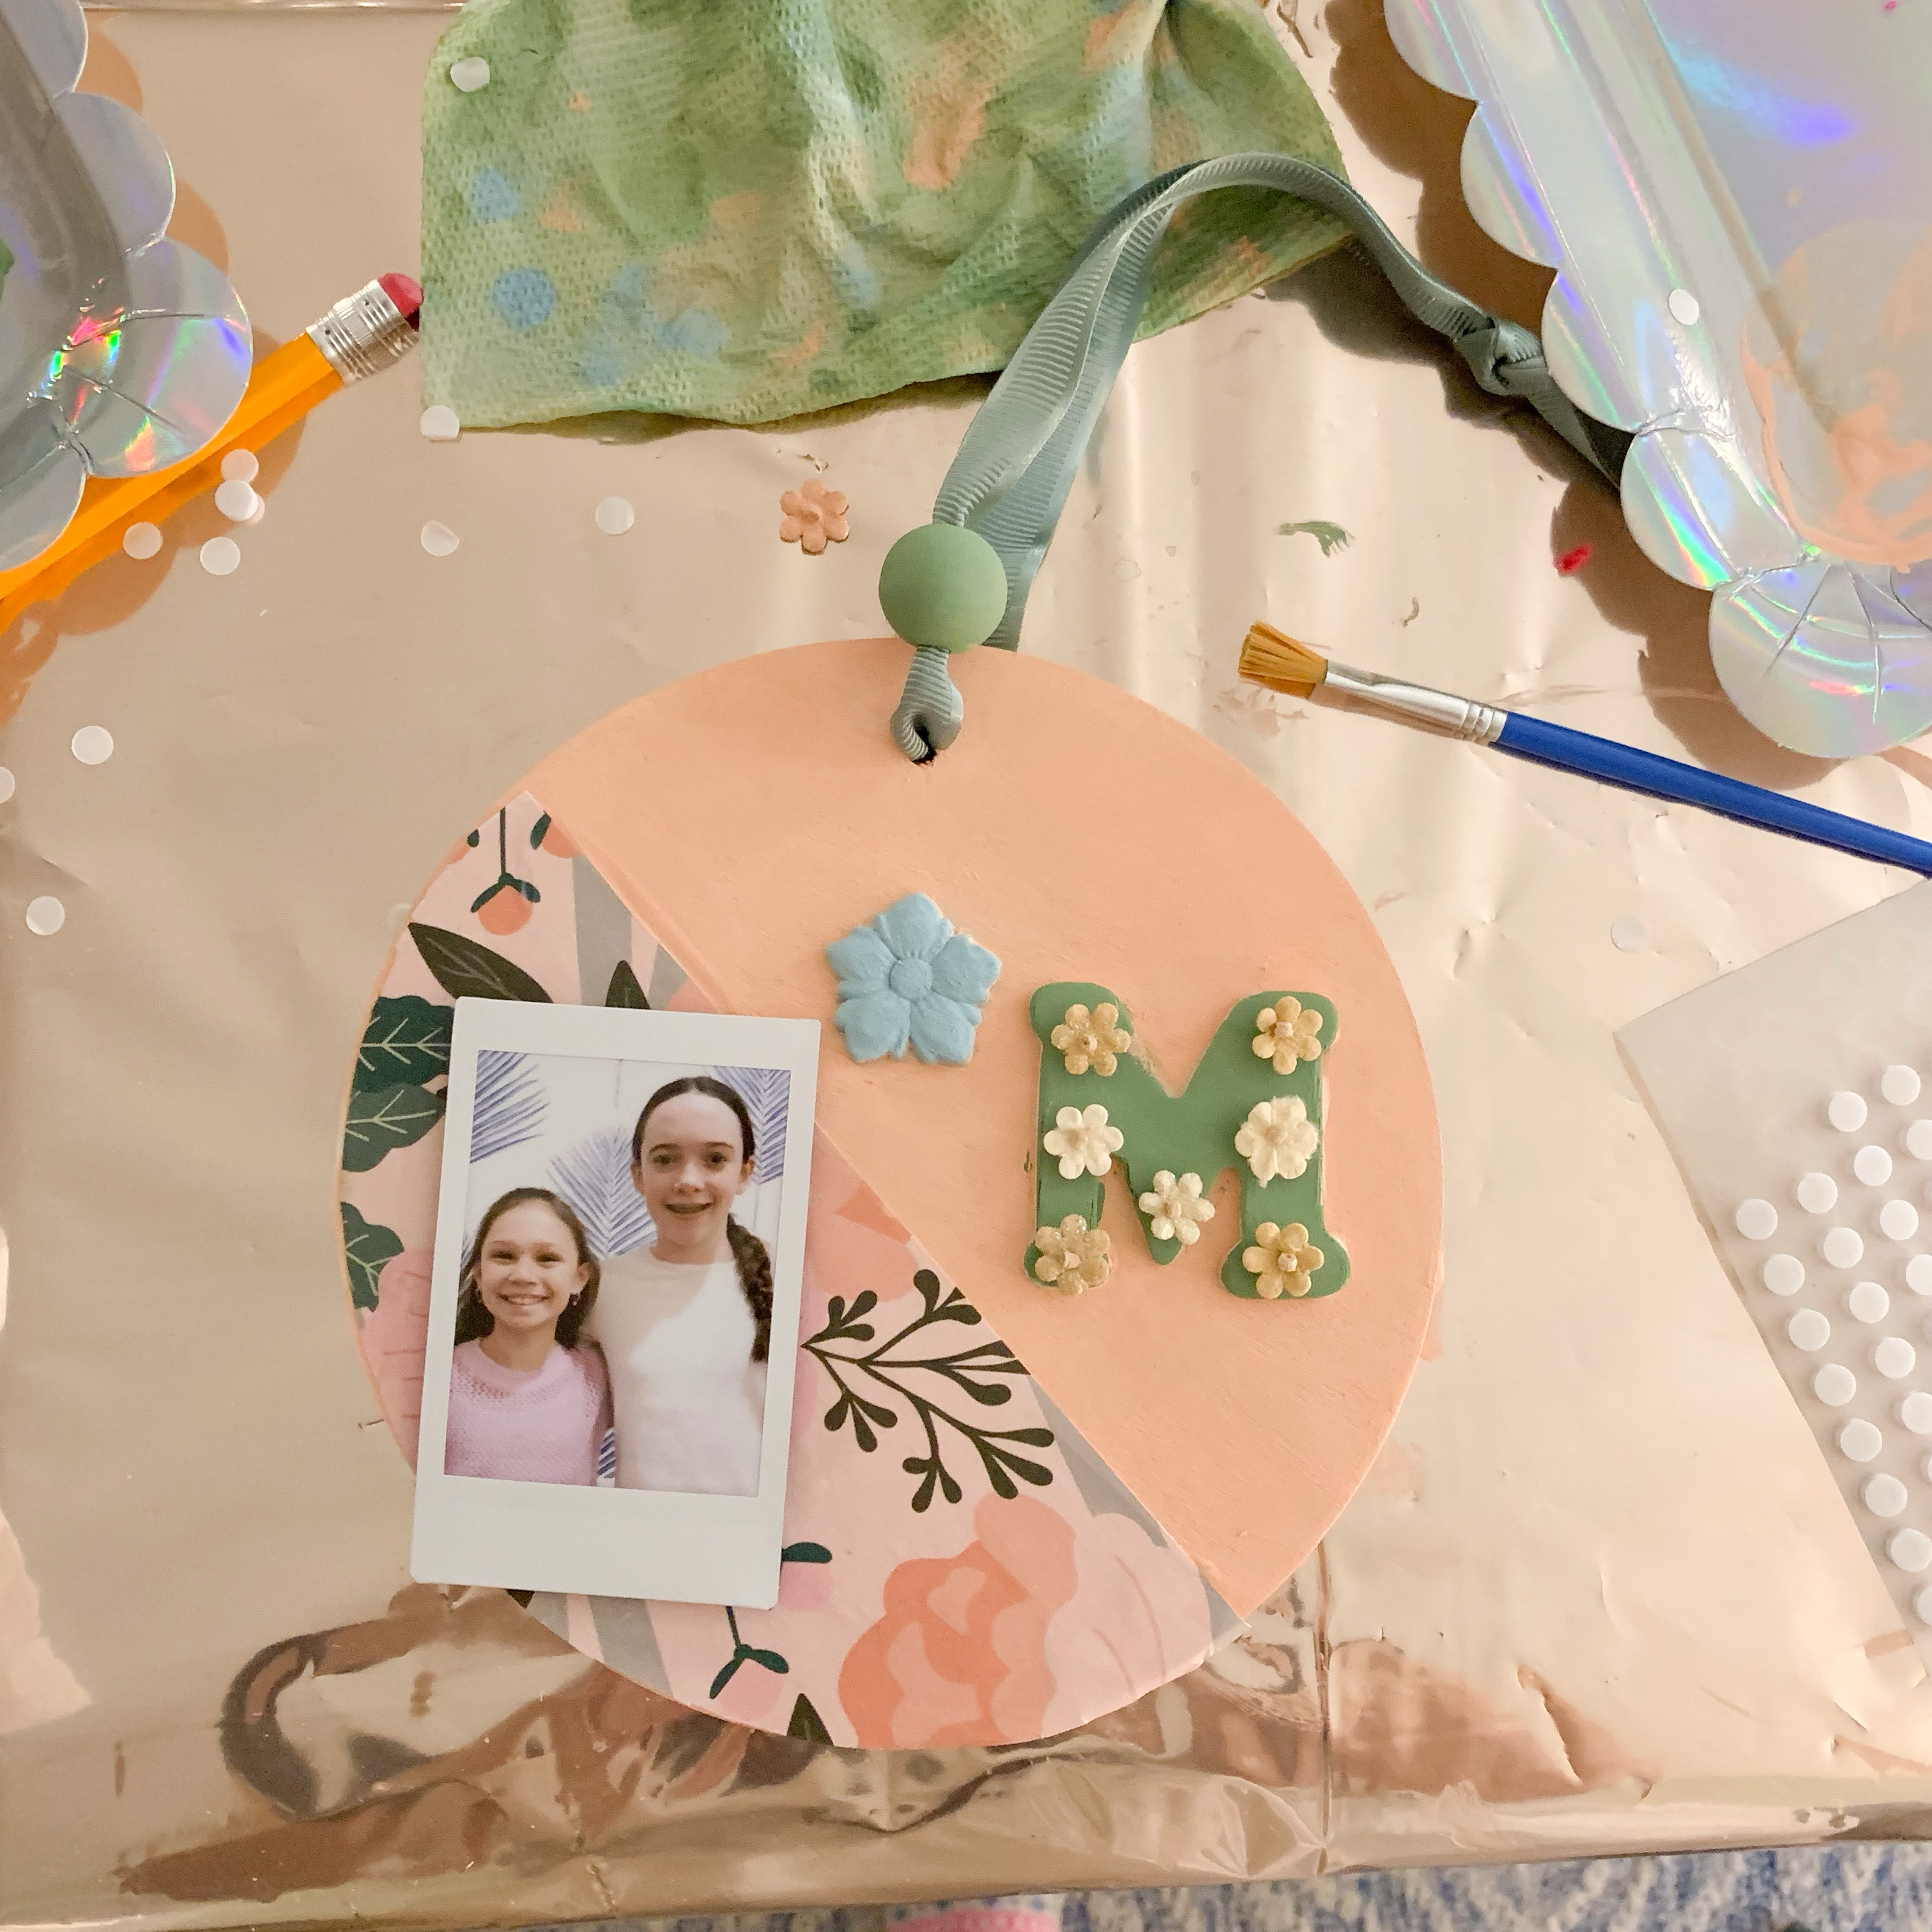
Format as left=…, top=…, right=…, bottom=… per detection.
left=584, top=1076, right=772, bottom=1496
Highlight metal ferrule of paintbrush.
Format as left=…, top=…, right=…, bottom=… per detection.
left=1318, top=661, right=1509, bottom=745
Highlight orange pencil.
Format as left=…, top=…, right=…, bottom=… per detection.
left=0, top=273, right=422, bottom=630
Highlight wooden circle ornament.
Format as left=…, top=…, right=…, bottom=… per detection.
left=338, top=638, right=1442, bottom=1749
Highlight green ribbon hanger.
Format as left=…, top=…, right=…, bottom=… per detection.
left=878, top=152, right=1621, bottom=762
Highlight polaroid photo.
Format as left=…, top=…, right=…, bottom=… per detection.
left=411, top=998, right=819, bottom=1609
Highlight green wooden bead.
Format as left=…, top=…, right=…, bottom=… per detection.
left=878, top=522, right=1008, bottom=654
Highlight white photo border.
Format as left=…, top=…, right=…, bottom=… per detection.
left=410, top=997, right=820, bottom=1609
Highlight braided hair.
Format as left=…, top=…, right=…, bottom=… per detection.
left=631, top=1075, right=772, bottom=1362
left=454, top=1186, right=601, bottom=1348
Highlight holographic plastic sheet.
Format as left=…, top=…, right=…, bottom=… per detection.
left=0, top=0, right=249, bottom=571
left=1386, top=0, right=1932, bottom=758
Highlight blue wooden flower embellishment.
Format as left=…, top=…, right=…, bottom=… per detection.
left=826, top=893, right=1000, bottom=1065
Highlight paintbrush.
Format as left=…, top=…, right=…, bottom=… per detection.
left=1239, top=620, right=1932, bottom=875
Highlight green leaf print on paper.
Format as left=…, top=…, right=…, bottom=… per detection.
left=353, top=995, right=455, bottom=1092
left=704, top=1545, right=834, bottom=1708
left=787, top=1694, right=832, bottom=1744
left=341, top=1201, right=404, bottom=1310
left=802, top=1269, right=1052, bottom=1512
left=408, top=921, right=551, bottom=1004
left=343, top=1082, right=447, bottom=1172
left=604, top=959, right=649, bottom=1009
left=709, top=1606, right=790, bottom=1699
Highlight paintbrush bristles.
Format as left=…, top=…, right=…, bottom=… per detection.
left=1239, top=622, right=1330, bottom=698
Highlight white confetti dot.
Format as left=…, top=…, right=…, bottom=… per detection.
left=1850, top=1281, right=1890, bottom=1323
left=1841, top=1418, right=1885, bottom=1461
left=1798, top=1171, right=1839, bottom=1214
left=449, top=55, right=490, bottom=91
left=1609, top=915, right=1650, bottom=952
left=1904, top=1392, right=1932, bottom=1433
left=1916, top=1584, right=1932, bottom=1625
left=215, top=479, right=259, bottom=522
left=1890, top=1528, right=1932, bottom=1572
left=1865, top=1473, right=1910, bottom=1517
left=1763, top=1253, right=1805, bottom=1295
left=0, top=767, right=13, bottom=804
left=1830, top=1091, right=1869, bottom=1131
left=1910, top=1120, right=1932, bottom=1160
left=199, top=536, right=240, bottom=576
left=1884, top=1065, right=1924, bottom=1106
left=70, top=725, right=112, bottom=765
left=1910, top=1255, right=1932, bottom=1294
left=1823, top=1225, right=1865, bottom=1268
left=1789, top=1308, right=1830, bottom=1351
left=122, top=521, right=162, bottom=560
left=1884, top=1199, right=1921, bottom=1241
left=221, top=448, right=259, bottom=483
left=25, top=895, right=65, bottom=935
left=1668, top=288, right=1701, bottom=326
left=1878, top=1336, right=1917, bottom=1379
left=1735, top=1198, right=1777, bottom=1239
left=1816, top=1363, right=1857, bottom=1405
left=420, top=521, right=461, bottom=557
left=595, top=494, right=636, bottom=536
left=1856, top=1144, right=1894, bottom=1186
left=420, top=405, right=462, bottom=442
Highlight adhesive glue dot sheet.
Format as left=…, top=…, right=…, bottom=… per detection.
left=1621, top=883, right=1932, bottom=1664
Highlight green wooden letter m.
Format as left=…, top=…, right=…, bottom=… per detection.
left=1027, top=982, right=1349, bottom=1300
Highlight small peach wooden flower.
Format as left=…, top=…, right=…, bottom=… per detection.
left=779, top=477, right=850, bottom=554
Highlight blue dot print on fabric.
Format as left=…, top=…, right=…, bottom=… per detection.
left=605, top=263, right=650, bottom=310
left=491, top=268, right=556, bottom=331
left=578, top=341, right=625, bottom=388
left=659, top=305, right=730, bottom=358
left=829, top=238, right=882, bottom=312
left=464, top=169, right=521, bottom=224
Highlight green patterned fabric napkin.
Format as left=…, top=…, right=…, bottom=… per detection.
left=420, top=0, right=1346, bottom=429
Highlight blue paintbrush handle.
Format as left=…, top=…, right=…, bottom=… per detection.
left=1495, top=711, right=1932, bottom=875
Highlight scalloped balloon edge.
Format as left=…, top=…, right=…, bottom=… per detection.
left=0, top=0, right=250, bottom=572
left=1381, top=0, right=1797, bottom=579
left=1380, top=0, right=1932, bottom=756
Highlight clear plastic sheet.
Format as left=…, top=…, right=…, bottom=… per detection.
left=1620, top=884, right=1932, bottom=1692
left=6, top=8, right=1932, bottom=1928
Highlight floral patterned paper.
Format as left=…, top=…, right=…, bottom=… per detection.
left=337, top=792, right=1231, bottom=1747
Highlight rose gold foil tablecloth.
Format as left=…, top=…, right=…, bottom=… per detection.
left=6, top=8, right=1932, bottom=1927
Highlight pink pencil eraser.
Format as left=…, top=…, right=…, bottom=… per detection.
left=378, top=272, right=424, bottom=328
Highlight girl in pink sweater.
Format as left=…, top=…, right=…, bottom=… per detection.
left=442, top=1187, right=612, bottom=1485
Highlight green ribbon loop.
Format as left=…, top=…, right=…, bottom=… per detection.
left=893, top=153, right=1619, bottom=759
